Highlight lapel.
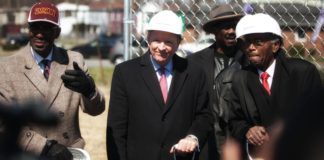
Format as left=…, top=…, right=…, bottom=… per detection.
left=203, top=46, right=216, bottom=85
left=140, top=53, right=189, bottom=112
left=245, top=67, right=272, bottom=125
left=23, top=46, right=48, bottom=97
left=269, top=52, right=291, bottom=115
left=46, top=46, right=69, bottom=107
left=164, top=55, right=188, bottom=114
left=270, top=51, right=290, bottom=97
left=140, top=53, right=165, bottom=109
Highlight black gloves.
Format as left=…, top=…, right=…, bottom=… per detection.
left=41, top=140, right=73, bottom=160
left=61, top=62, right=95, bottom=98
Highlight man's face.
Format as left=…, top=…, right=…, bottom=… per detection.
left=147, top=30, right=180, bottom=66
left=214, top=21, right=237, bottom=48
left=28, top=22, right=60, bottom=57
left=238, top=33, right=280, bottom=70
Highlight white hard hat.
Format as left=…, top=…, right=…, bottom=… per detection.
left=146, top=10, right=183, bottom=36
left=235, top=13, right=282, bottom=39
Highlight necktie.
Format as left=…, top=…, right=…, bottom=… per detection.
left=159, top=68, right=168, bottom=103
left=261, top=72, right=271, bottom=95
left=41, top=59, right=51, bottom=80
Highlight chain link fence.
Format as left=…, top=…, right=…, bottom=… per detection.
left=128, top=0, right=324, bottom=79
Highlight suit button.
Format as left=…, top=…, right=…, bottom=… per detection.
left=58, top=111, right=64, bottom=117
left=26, top=132, right=32, bottom=137
left=63, top=132, right=69, bottom=139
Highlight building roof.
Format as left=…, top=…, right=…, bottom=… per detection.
left=251, top=2, right=321, bottom=28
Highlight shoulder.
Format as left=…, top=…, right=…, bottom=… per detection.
left=282, top=57, right=318, bottom=74
left=187, top=45, right=214, bottom=62
left=184, top=56, right=208, bottom=79
left=0, top=49, right=26, bottom=72
left=65, top=48, right=85, bottom=61
left=286, top=57, right=315, bottom=68
left=114, top=55, right=142, bottom=73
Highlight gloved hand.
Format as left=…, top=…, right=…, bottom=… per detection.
left=41, top=140, right=73, bottom=160
left=61, top=62, right=95, bottom=98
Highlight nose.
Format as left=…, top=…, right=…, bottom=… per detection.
left=247, top=42, right=257, bottom=51
left=228, top=27, right=235, bottom=33
left=157, top=42, right=166, bottom=51
left=32, top=32, right=46, bottom=39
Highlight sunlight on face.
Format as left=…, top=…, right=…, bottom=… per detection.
left=147, top=31, right=180, bottom=66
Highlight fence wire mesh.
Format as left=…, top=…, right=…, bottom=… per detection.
left=129, top=0, right=324, bottom=76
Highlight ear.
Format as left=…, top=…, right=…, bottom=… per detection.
left=177, top=35, right=182, bottom=45
left=272, top=40, right=280, bottom=53
left=54, top=28, right=61, bottom=39
left=146, top=32, right=152, bottom=44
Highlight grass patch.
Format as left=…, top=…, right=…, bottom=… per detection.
left=88, top=67, right=114, bottom=86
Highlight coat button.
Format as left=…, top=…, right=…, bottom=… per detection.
left=26, top=132, right=32, bottom=137
left=63, top=132, right=69, bottom=139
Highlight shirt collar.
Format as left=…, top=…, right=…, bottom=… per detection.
left=150, top=55, right=173, bottom=73
left=258, top=59, right=276, bottom=78
left=31, top=48, right=53, bottom=65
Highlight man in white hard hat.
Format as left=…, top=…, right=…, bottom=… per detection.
left=188, top=4, right=245, bottom=160
left=228, top=13, right=322, bottom=159
left=107, top=10, right=212, bottom=160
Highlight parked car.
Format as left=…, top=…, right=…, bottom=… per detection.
left=1, top=34, right=29, bottom=51
left=109, top=37, right=148, bottom=64
left=179, top=34, right=215, bottom=55
left=70, top=34, right=122, bottom=59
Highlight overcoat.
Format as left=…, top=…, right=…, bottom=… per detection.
left=229, top=49, right=322, bottom=149
left=0, top=45, right=105, bottom=155
left=107, top=52, right=213, bottom=160
left=188, top=43, right=239, bottom=160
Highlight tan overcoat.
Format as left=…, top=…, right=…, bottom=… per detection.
left=0, top=45, right=105, bottom=155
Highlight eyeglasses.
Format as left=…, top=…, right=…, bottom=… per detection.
left=238, top=37, right=279, bottom=47
left=28, top=23, right=59, bottom=34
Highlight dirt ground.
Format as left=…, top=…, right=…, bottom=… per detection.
left=79, top=85, right=110, bottom=160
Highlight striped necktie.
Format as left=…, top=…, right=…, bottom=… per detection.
left=41, top=59, right=51, bottom=80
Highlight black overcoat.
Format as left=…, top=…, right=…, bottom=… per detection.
left=229, top=49, right=322, bottom=144
left=107, top=52, right=213, bottom=160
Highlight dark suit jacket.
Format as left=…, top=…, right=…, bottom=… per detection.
left=229, top=49, right=322, bottom=146
left=107, top=52, right=213, bottom=160
left=188, top=43, right=238, bottom=160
